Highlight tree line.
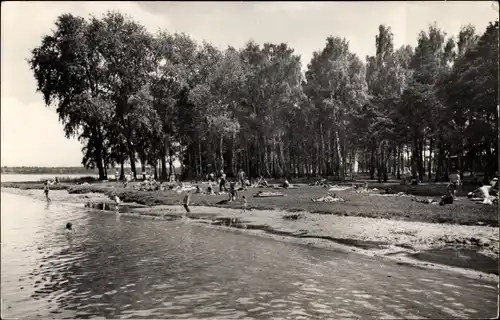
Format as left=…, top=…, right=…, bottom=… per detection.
left=28, top=11, right=499, bottom=183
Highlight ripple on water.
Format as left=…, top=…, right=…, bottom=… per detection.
left=1, top=191, right=497, bottom=319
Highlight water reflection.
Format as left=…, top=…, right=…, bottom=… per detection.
left=1, top=192, right=497, bottom=319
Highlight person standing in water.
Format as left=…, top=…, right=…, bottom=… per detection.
left=183, top=191, right=192, bottom=215
left=241, top=195, right=248, bottom=213
left=43, top=181, right=51, bottom=202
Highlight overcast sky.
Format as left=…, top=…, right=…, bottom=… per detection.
left=1, top=1, right=497, bottom=167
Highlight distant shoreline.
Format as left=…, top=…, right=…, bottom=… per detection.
left=1, top=167, right=98, bottom=175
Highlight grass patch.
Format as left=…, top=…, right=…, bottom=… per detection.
left=57, top=182, right=498, bottom=227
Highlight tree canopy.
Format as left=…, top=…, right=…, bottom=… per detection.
left=28, top=12, right=499, bottom=182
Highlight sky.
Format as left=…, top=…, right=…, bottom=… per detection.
left=1, top=1, right=498, bottom=167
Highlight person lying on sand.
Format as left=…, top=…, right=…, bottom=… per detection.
left=467, top=181, right=498, bottom=204
left=380, top=188, right=397, bottom=195
left=327, top=185, right=353, bottom=192
left=309, top=178, right=327, bottom=186
left=312, top=192, right=345, bottom=202
left=253, top=191, right=285, bottom=197
left=411, top=197, right=439, bottom=205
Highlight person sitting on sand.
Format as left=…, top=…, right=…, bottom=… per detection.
left=241, top=195, right=248, bottom=213
left=195, top=185, right=202, bottom=194
left=312, top=192, right=343, bottom=202
left=207, top=181, right=214, bottom=194
left=229, top=181, right=238, bottom=201
left=282, top=178, right=290, bottom=189
left=183, top=191, right=192, bottom=214
left=489, top=178, right=498, bottom=196
left=439, top=194, right=454, bottom=206
left=219, top=171, right=227, bottom=192
left=43, top=181, right=51, bottom=202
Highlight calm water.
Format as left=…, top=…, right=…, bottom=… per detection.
left=1, top=174, right=97, bottom=183
left=1, top=192, right=497, bottom=319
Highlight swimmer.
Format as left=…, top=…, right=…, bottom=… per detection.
left=65, top=222, right=73, bottom=233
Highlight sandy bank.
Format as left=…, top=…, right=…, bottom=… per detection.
left=2, top=187, right=498, bottom=281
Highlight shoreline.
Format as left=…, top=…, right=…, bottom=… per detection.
left=2, top=186, right=498, bottom=282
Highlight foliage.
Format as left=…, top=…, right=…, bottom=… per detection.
left=28, top=12, right=499, bottom=181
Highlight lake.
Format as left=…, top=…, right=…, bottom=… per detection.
left=1, top=191, right=497, bottom=319
left=1, top=174, right=98, bottom=183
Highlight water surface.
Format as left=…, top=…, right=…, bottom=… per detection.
left=1, top=174, right=97, bottom=183
left=1, top=192, right=497, bottom=319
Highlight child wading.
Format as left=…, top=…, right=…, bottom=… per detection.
left=183, top=191, right=192, bottom=214
left=44, top=181, right=51, bottom=202
left=241, top=195, right=247, bottom=213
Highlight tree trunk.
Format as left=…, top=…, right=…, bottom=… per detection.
left=370, top=140, right=375, bottom=180
left=411, top=131, right=418, bottom=179
left=219, top=134, right=224, bottom=172
left=396, top=146, right=401, bottom=180
left=120, top=160, right=125, bottom=180
left=334, top=128, right=344, bottom=181
left=140, top=159, right=146, bottom=180
left=154, top=161, right=158, bottom=180
left=125, top=136, right=137, bottom=180
left=168, top=146, right=174, bottom=176
left=428, top=138, right=433, bottom=180
left=93, top=127, right=106, bottom=180
left=161, top=155, right=167, bottom=181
